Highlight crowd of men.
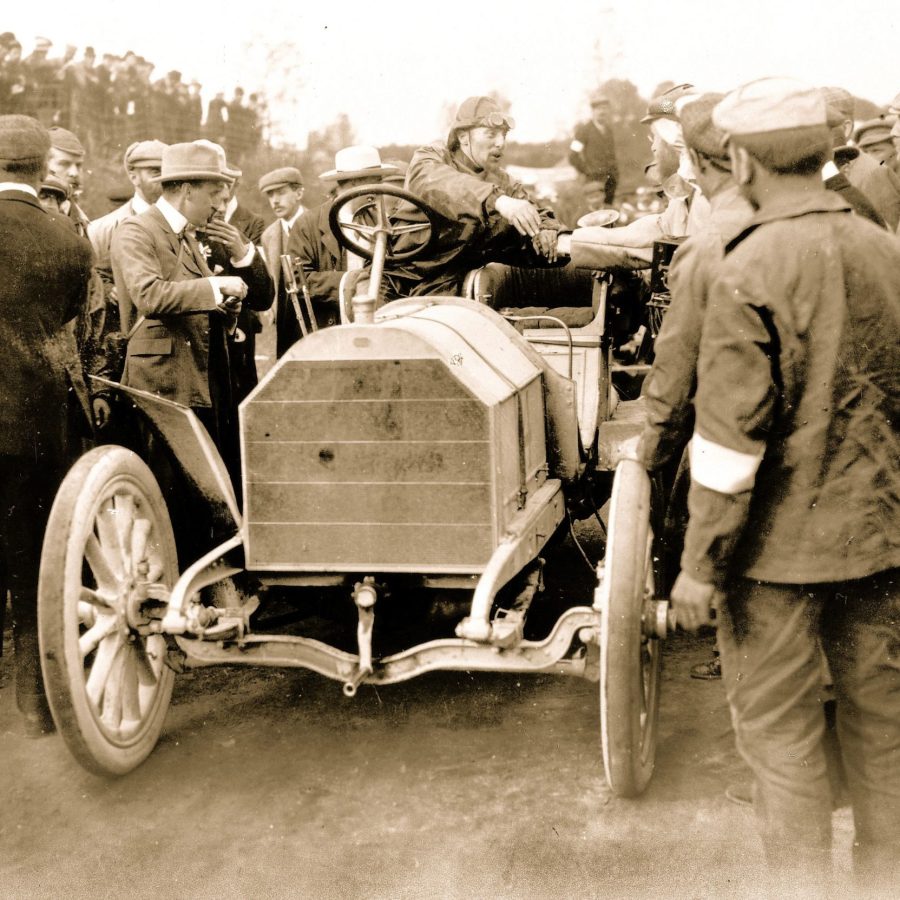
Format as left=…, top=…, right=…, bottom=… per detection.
left=0, top=63, right=898, bottom=897
left=0, top=32, right=264, bottom=158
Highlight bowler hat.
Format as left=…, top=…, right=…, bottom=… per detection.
left=0, top=114, right=50, bottom=164
left=48, top=126, right=85, bottom=158
left=151, top=142, right=230, bottom=183
left=319, top=146, right=399, bottom=182
left=258, top=166, right=304, bottom=194
left=124, top=139, right=167, bottom=171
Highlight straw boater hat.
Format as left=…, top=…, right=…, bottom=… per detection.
left=151, top=142, right=232, bottom=183
left=319, top=146, right=399, bottom=182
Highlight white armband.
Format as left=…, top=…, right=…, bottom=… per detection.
left=569, top=140, right=585, bottom=153
left=689, top=433, right=763, bottom=494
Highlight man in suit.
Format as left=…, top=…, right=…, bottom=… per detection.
left=46, top=125, right=90, bottom=236
left=258, top=166, right=305, bottom=357
left=285, top=146, right=400, bottom=348
left=0, top=114, right=93, bottom=736
left=110, top=141, right=249, bottom=458
left=568, top=87, right=619, bottom=205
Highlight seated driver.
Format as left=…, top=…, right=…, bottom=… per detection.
left=372, top=95, right=564, bottom=299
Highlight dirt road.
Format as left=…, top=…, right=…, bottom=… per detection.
left=0, top=612, right=856, bottom=900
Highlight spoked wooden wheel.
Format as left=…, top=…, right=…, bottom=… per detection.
left=38, top=446, right=178, bottom=775
left=597, top=459, right=663, bottom=797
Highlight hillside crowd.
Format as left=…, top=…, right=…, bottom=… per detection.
left=0, top=31, right=264, bottom=160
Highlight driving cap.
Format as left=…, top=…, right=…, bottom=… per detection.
left=641, top=83, right=695, bottom=124
left=855, top=118, right=893, bottom=148
left=450, top=96, right=515, bottom=135
left=319, top=146, right=399, bottom=182
left=123, top=139, right=167, bottom=170
left=258, top=166, right=303, bottom=193
left=48, top=125, right=85, bottom=158
left=151, top=142, right=231, bottom=183
left=821, top=86, right=854, bottom=124
left=39, top=173, right=69, bottom=200
left=589, top=88, right=612, bottom=107
left=0, top=114, right=50, bottom=164
left=678, top=93, right=728, bottom=161
left=713, top=78, right=828, bottom=136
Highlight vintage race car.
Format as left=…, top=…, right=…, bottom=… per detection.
left=37, top=184, right=675, bottom=796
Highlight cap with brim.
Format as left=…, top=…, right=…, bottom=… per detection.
left=833, top=145, right=860, bottom=166
left=39, top=174, right=68, bottom=200
left=319, top=146, right=399, bottom=182
left=151, top=142, right=231, bottom=183
left=258, top=166, right=303, bottom=193
left=0, top=114, right=50, bottom=164
left=48, top=125, right=85, bottom=158
left=641, top=83, right=695, bottom=124
left=821, top=86, right=854, bottom=124
left=855, top=119, right=894, bottom=148
left=678, top=93, right=729, bottom=161
left=124, top=139, right=167, bottom=170
left=713, top=78, right=827, bottom=136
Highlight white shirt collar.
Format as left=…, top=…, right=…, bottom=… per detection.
left=0, top=182, right=38, bottom=198
left=156, top=196, right=189, bottom=235
left=822, top=160, right=839, bottom=180
left=282, top=205, right=305, bottom=233
left=132, top=193, right=151, bottom=214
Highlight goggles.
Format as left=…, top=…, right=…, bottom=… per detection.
left=474, top=111, right=515, bottom=130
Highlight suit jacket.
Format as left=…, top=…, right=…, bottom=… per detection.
left=276, top=202, right=342, bottom=355
left=111, top=205, right=229, bottom=409
left=201, top=234, right=274, bottom=402
left=0, top=189, right=93, bottom=457
left=228, top=203, right=265, bottom=245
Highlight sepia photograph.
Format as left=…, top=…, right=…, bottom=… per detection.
left=0, top=1, right=898, bottom=897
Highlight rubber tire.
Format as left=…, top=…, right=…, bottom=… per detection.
left=599, top=458, right=662, bottom=797
left=38, top=446, right=177, bottom=776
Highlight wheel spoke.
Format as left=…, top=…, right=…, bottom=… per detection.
left=390, top=222, right=431, bottom=236
left=131, top=518, right=151, bottom=575
left=85, top=629, right=123, bottom=708
left=120, top=648, right=142, bottom=731
left=132, top=640, right=159, bottom=687
left=94, top=504, right=125, bottom=582
left=79, top=585, right=115, bottom=610
left=99, top=642, right=127, bottom=733
left=113, top=492, right=136, bottom=574
left=79, top=614, right=119, bottom=658
left=84, top=534, right=119, bottom=592
left=340, top=221, right=376, bottom=238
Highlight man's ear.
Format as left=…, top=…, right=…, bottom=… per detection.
left=729, top=144, right=754, bottom=187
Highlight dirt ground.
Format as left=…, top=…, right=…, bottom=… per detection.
left=0, top=600, right=857, bottom=900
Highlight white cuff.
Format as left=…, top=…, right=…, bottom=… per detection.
left=206, top=277, right=223, bottom=303
left=231, top=243, right=255, bottom=268
left=689, top=433, right=763, bottom=494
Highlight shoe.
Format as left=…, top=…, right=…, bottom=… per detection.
left=690, top=656, right=721, bottom=680
left=725, top=781, right=753, bottom=808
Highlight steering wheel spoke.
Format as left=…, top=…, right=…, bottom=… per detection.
left=329, top=184, right=440, bottom=264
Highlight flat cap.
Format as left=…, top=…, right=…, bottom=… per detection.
left=678, top=93, right=728, bottom=161
left=713, top=78, right=827, bottom=136
left=48, top=125, right=85, bottom=158
left=589, top=88, right=612, bottom=107
left=641, top=83, right=694, bottom=124
left=123, top=139, right=167, bottom=170
left=821, top=86, right=854, bottom=124
left=258, top=166, right=303, bottom=193
left=855, top=118, right=893, bottom=148
left=0, top=114, right=50, bottom=164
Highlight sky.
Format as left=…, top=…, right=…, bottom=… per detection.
left=7, top=0, right=900, bottom=147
